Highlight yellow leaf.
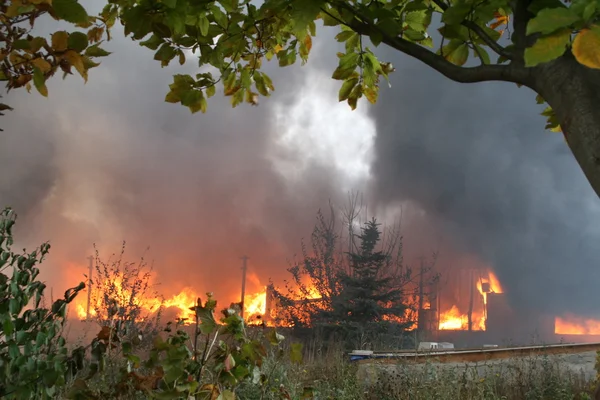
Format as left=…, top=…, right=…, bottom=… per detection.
left=572, top=26, right=600, bottom=69
left=51, top=31, right=69, bottom=52
left=62, top=50, right=87, bottom=81
left=87, top=26, right=104, bottom=43
left=304, top=35, right=312, bottom=53
left=6, top=0, right=23, bottom=18
left=31, top=58, right=52, bottom=73
left=273, top=44, right=283, bottom=54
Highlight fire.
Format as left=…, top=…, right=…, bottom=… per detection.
left=74, top=279, right=199, bottom=322
left=555, top=315, right=600, bottom=335
left=244, top=289, right=266, bottom=319
left=438, top=270, right=503, bottom=331
left=439, top=305, right=468, bottom=330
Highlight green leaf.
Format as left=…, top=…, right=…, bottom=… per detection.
left=441, top=40, right=469, bottom=66
left=254, top=74, right=269, bottom=96
left=528, top=0, right=567, bottom=14
left=210, top=5, right=228, bottom=27
left=526, top=8, right=580, bottom=35
left=85, top=45, right=111, bottom=57
left=3, top=318, right=14, bottom=336
left=335, top=31, right=355, bottom=42
left=198, top=16, right=210, bottom=36
left=524, top=28, right=571, bottom=67
left=52, top=0, right=89, bottom=24
left=12, top=39, right=31, bottom=50
left=266, top=329, right=285, bottom=345
left=583, top=1, right=597, bottom=20
left=473, top=45, right=490, bottom=64
left=405, top=10, right=431, bottom=31
left=290, top=343, right=303, bottom=364
left=68, top=32, right=89, bottom=52
left=331, top=52, right=359, bottom=80
left=154, top=43, right=177, bottom=66
left=441, top=3, right=472, bottom=25
left=339, top=78, right=358, bottom=102
left=33, top=67, right=48, bottom=97
left=216, top=390, right=235, bottom=400
left=206, top=85, right=216, bottom=98
left=162, top=0, right=177, bottom=8
left=140, top=34, right=164, bottom=50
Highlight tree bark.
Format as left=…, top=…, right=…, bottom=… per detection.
left=533, top=54, right=600, bottom=199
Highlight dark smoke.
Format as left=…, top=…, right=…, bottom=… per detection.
left=3, top=14, right=598, bottom=324
left=369, top=50, right=600, bottom=318
left=0, top=25, right=352, bottom=302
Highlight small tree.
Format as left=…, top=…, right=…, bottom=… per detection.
left=331, top=218, right=409, bottom=325
left=89, top=242, right=163, bottom=349
left=270, top=205, right=345, bottom=327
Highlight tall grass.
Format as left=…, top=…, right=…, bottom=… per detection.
left=238, top=349, right=596, bottom=400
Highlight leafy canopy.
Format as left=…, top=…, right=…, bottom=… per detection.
left=2, top=0, right=600, bottom=129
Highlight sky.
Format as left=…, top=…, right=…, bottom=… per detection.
left=2, top=11, right=600, bottom=321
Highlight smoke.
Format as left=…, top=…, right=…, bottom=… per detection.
left=3, top=12, right=599, bottom=325
left=368, top=49, right=600, bottom=318
left=0, top=24, right=372, bottom=304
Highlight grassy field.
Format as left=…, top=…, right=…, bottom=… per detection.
left=236, top=350, right=598, bottom=400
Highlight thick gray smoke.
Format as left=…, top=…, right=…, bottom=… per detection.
left=0, top=25, right=353, bottom=303
left=369, top=50, right=600, bottom=318
left=2, top=13, right=599, bottom=323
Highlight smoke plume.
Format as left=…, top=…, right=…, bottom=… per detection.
left=368, top=49, right=600, bottom=319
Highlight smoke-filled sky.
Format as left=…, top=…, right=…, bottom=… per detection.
left=1, top=12, right=600, bottom=319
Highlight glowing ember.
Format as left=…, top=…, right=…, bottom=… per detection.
left=555, top=315, right=600, bottom=335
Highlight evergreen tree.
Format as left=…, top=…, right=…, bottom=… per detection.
left=332, top=218, right=408, bottom=324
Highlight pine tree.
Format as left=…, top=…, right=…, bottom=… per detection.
left=333, top=218, right=408, bottom=324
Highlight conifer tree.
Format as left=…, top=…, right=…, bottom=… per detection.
left=331, top=218, right=409, bottom=325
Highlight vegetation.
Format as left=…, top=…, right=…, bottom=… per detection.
left=1, top=208, right=599, bottom=400
left=0, top=208, right=296, bottom=399
left=270, top=198, right=438, bottom=350
left=88, top=243, right=163, bottom=350
left=3, top=0, right=600, bottom=196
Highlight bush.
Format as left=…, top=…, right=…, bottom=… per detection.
left=0, top=207, right=86, bottom=399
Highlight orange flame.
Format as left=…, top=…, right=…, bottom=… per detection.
left=244, top=289, right=266, bottom=319
left=438, top=271, right=503, bottom=331
left=555, top=315, right=600, bottom=335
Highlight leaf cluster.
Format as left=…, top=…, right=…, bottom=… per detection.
left=67, top=293, right=301, bottom=399
left=0, top=208, right=86, bottom=399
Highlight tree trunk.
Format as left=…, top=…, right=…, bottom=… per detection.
left=533, top=54, right=600, bottom=199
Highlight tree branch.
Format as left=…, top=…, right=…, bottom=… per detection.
left=511, top=0, right=533, bottom=64
left=430, top=0, right=514, bottom=60
left=381, top=33, right=526, bottom=84
left=329, top=1, right=530, bottom=85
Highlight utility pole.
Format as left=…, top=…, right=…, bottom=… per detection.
left=86, top=255, right=94, bottom=321
left=240, top=256, right=249, bottom=319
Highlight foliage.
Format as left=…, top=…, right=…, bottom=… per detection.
left=270, top=196, right=436, bottom=350
left=332, top=218, right=410, bottom=325
left=3, top=0, right=600, bottom=132
left=68, top=295, right=300, bottom=399
left=88, top=242, right=163, bottom=349
left=0, top=0, right=113, bottom=99
left=0, top=207, right=86, bottom=399
left=367, top=353, right=591, bottom=400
